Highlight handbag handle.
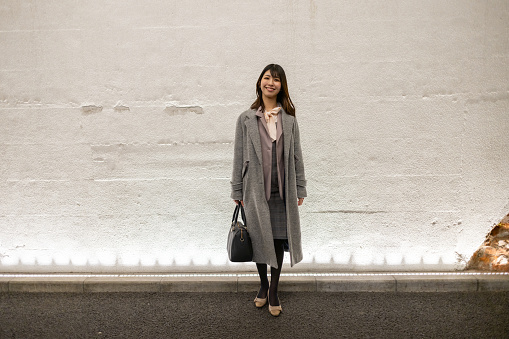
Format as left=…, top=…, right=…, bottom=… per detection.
left=232, top=203, right=247, bottom=225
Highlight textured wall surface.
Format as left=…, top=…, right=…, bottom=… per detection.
left=1, top=0, right=508, bottom=272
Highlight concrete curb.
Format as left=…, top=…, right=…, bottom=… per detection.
left=0, top=274, right=508, bottom=293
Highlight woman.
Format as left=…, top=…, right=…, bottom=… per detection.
left=231, top=64, right=307, bottom=317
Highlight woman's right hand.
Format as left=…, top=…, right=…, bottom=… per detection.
left=234, top=200, right=244, bottom=207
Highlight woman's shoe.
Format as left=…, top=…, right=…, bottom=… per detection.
left=268, top=292, right=282, bottom=317
left=254, top=296, right=267, bottom=308
left=254, top=286, right=268, bottom=308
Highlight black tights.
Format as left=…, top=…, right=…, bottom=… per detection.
left=256, top=239, right=285, bottom=306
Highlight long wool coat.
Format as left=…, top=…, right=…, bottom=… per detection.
left=231, top=108, right=307, bottom=268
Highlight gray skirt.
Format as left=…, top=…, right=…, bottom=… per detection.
left=268, top=190, right=287, bottom=239
left=269, top=141, right=288, bottom=240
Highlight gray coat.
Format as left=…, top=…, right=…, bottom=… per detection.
left=231, top=108, right=307, bottom=268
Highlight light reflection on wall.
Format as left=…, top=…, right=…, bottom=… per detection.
left=37, top=256, right=53, bottom=266
left=0, top=247, right=465, bottom=272
left=70, top=254, right=89, bottom=266
left=97, top=253, right=117, bottom=267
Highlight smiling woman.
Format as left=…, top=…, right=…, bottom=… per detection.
left=231, top=64, right=307, bottom=317
left=260, top=71, right=281, bottom=99
left=250, top=64, right=296, bottom=117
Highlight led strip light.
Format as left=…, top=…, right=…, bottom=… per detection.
left=0, top=272, right=507, bottom=278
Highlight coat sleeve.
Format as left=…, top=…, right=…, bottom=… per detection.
left=230, top=114, right=244, bottom=200
left=293, top=118, right=307, bottom=198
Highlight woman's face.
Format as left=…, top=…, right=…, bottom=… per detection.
left=260, top=70, right=281, bottom=100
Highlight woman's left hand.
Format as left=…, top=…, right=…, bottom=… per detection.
left=298, top=198, right=304, bottom=206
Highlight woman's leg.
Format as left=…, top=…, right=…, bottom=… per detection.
left=256, top=263, right=269, bottom=299
left=269, top=239, right=285, bottom=306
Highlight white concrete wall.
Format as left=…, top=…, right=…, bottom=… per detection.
left=1, top=0, right=508, bottom=272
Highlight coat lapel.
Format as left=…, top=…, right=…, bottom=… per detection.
left=281, top=110, right=294, bottom=163
left=244, top=110, right=262, bottom=163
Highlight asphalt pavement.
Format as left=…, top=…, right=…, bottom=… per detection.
left=1, top=273, right=508, bottom=338
left=1, top=291, right=509, bottom=338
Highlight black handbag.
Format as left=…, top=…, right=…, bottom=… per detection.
left=227, top=203, right=253, bottom=262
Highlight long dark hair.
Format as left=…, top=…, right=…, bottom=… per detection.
left=250, top=64, right=295, bottom=116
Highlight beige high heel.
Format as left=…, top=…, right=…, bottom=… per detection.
left=254, top=285, right=268, bottom=307
left=268, top=291, right=282, bottom=317
left=254, top=296, right=267, bottom=308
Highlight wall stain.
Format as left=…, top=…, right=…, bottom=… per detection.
left=114, top=104, right=130, bottom=112
left=164, top=105, right=204, bottom=116
left=81, top=105, right=103, bottom=115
